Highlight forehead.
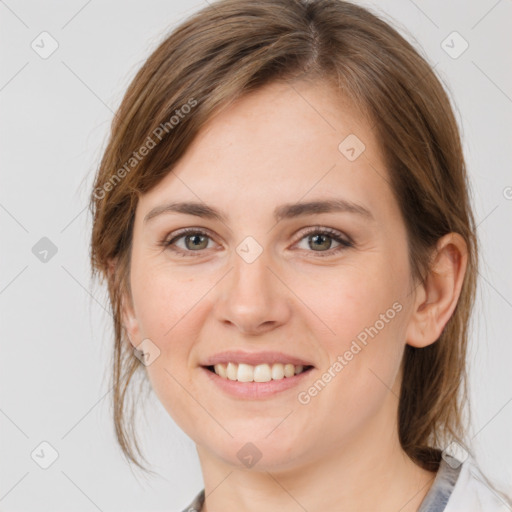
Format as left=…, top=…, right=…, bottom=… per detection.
left=187, top=79, right=377, bottom=169
left=138, top=79, right=391, bottom=219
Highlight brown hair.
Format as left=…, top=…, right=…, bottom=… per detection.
left=89, top=0, right=478, bottom=474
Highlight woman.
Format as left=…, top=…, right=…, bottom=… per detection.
left=89, top=0, right=512, bottom=510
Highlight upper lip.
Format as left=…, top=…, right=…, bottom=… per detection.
left=200, top=350, right=315, bottom=368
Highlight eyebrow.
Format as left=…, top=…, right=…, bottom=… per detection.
left=143, top=198, right=374, bottom=225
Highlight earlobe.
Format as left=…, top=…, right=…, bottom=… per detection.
left=108, top=257, right=140, bottom=348
left=406, top=233, right=468, bottom=348
left=120, top=293, right=140, bottom=349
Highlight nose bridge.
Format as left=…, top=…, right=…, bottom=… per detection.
left=231, top=236, right=274, bottom=306
left=234, top=241, right=270, bottom=292
left=215, top=235, right=288, bottom=333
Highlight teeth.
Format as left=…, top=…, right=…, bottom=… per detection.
left=212, top=362, right=308, bottom=382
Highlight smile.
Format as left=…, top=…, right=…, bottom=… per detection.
left=201, top=363, right=314, bottom=400
left=207, top=362, right=313, bottom=382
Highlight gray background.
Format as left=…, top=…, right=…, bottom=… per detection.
left=1, top=0, right=511, bottom=510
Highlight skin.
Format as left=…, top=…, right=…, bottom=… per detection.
left=120, top=79, right=468, bottom=511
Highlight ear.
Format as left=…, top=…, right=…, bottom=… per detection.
left=107, top=257, right=140, bottom=349
left=120, top=291, right=140, bottom=349
left=405, top=233, right=468, bottom=348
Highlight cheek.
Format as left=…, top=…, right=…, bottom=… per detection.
left=129, top=264, right=210, bottom=431
left=129, top=255, right=210, bottom=341
left=301, top=256, right=409, bottom=400
left=304, top=258, right=408, bottom=348
left=128, top=257, right=216, bottom=398
left=295, top=275, right=407, bottom=445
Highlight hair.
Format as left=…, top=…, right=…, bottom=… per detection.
left=89, top=0, right=478, bottom=475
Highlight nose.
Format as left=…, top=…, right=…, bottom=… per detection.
left=214, top=244, right=291, bottom=335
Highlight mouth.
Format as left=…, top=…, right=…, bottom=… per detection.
left=202, top=362, right=315, bottom=382
left=200, top=362, right=315, bottom=400
left=198, top=350, right=316, bottom=399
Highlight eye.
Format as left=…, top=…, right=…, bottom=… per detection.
left=161, top=226, right=353, bottom=258
left=292, top=227, right=353, bottom=257
left=162, top=228, right=215, bottom=256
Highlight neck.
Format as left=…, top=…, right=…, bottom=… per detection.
left=196, top=417, right=437, bottom=511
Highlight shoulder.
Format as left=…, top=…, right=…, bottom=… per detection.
left=445, top=457, right=512, bottom=512
left=180, top=460, right=512, bottom=512
left=180, top=489, right=205, bottom=512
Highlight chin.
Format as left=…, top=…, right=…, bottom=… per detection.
left=208, top=434, right=304, bottom=472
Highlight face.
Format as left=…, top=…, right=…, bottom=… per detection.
left=122, top=79, right=418, bottom=471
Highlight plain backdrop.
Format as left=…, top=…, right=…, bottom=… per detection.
left=1, top=1, right=511, bottom=510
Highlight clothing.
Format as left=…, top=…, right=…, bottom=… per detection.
left=180, top=455, right=511, bottom=511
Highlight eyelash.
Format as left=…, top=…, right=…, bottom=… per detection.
left=160, top=226, right=354, bottom=258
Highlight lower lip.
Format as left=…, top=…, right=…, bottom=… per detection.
left=201, top=366, right=314, bottom=400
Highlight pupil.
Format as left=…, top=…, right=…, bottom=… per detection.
left=187, top=234, right=207, bottom=250
left=311, top=234, right=330, bottom=250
